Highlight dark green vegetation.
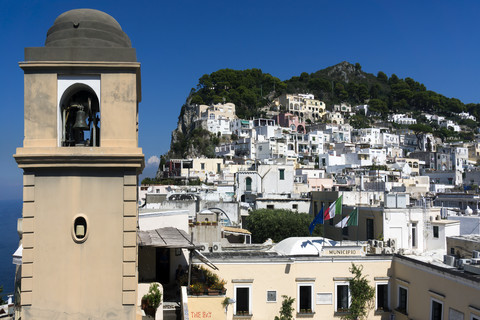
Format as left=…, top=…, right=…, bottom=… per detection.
left=190, top=62, right=480, bottom=121
left=245, top=209, right=323, bottom=243
left=342, top=264, right=376, bottom=320
left=190, top=69, right=286, bottom=119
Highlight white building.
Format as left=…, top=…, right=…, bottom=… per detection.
left=381, top=132, right=400, bottom=147
left=236, top=163, right=295, bottom=202
left=230, top=119, right=253, bottom=138
left=206, top=118, right=232, bottom=135
left=459, top=111, right=476, bottom=121
left=439, top=119, right=461, bottom=132
left=390, top=113, right=417, bottom=125
left=307, top=130, right=325, bottom=155
left=323, top=124, right=351, bottom=143
left=355, top=128, right=381, bottom=146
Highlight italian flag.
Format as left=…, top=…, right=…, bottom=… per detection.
left=324, top=195, right=342, bottom=220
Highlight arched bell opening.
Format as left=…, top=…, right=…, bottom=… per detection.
left=60, top=84, right=100, bottom=147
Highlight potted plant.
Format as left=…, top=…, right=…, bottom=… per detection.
left=189, top=282, right=204, bottom=295
left=222, top=297, right=231, bottom=310
left=210, top=279, right=227, bottom=295
left=142, top=283, right=162, bottom=317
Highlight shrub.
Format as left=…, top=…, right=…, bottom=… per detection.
left=142, top=283, right=162, bottom=311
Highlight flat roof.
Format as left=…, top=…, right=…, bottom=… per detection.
left=138, top=227, right=195, bottom=249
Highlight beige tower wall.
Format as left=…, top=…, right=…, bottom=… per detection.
left=21, top=169, right=138, bottom=319
left=16, top=62, right=143, bottom=320
left=23, top=73, right=58, bottom=148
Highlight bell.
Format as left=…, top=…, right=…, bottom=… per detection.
left=73, top=109, right=89, bottom=130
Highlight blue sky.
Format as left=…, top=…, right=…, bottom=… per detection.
left=1, top=0, right=480, bottom=200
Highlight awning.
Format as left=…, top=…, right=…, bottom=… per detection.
left=12, top=244, right=22, bottom=265
left=193, top=249, right=218, bottom=270
left=223, top=226, right=251, bottom=236
left=138, top=227, right=196, bottom=249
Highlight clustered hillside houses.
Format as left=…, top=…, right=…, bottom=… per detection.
left=142, top=93, right=480, bottom=320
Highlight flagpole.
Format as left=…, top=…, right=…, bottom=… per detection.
left=356, top=207, right=359, bottom=246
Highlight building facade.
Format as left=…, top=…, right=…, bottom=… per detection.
left=14, top=9, right=143, bottom=319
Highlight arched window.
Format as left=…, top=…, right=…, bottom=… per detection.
left=246, top=177, right=252, bottom=191
left=59, top=83, right=100, bottom=147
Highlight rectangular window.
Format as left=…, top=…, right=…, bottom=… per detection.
left=376, top=283, right=389, bottom=311
left=412, top=223, right=417, bottom=248
left=235, top=286, right=251, bottom=316
left=431, top=299, right=443, bottom=320
left=201, top=163, right=205, bottom=170
left=217, top=163, right=221, bottom=173
left=366, top=219, right=374, bottom=240
left=292, top=204, right=298, bottom=210
left=336, top=283, right=349, bottom=312
left=267, top=290, right=277, bottom=302
left=433, top=226, right=439, bottom=238
left=298, top=284, right=314, bottom=313
left=279, top=169, right=285, bottom=180
left=267, top=205, right=274, bottom=210
left=397, top=286, right=408, bottom=314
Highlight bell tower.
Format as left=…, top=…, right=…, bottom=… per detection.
left=14, top=9, right=144, bottom=319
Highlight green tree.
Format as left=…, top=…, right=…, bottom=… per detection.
left=190, top=94, right=204, bottom=105
left=342, top=264, right=375, bottom=320
left=275, top=295, right=295, bottom=320
left=245, top=209, right=322, bottom=243
left=376, top=71, right=388, bottom=82
left=368, top=99, right=388, bottom=118
left=349, top=114, right=370, bottom=129
left=409, top=123, right=433, bottom=149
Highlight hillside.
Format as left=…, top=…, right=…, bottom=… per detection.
left=165, top=62, right=480, bottom=160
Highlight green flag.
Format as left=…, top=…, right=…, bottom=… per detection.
left=347, top=208, right=358, bottom=226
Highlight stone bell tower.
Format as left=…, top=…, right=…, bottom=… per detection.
left=14, top=9, right=144, bottom=319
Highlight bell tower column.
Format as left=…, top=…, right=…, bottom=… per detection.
left=14, top=9, right=144, bottom=320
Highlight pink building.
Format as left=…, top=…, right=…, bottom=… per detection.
left=274, top=113, right=306, bottom=133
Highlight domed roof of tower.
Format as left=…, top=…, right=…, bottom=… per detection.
left=45, top=9, right=132, bottom=48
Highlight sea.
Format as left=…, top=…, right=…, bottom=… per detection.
left=0, top=199, right=22, bottom=301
